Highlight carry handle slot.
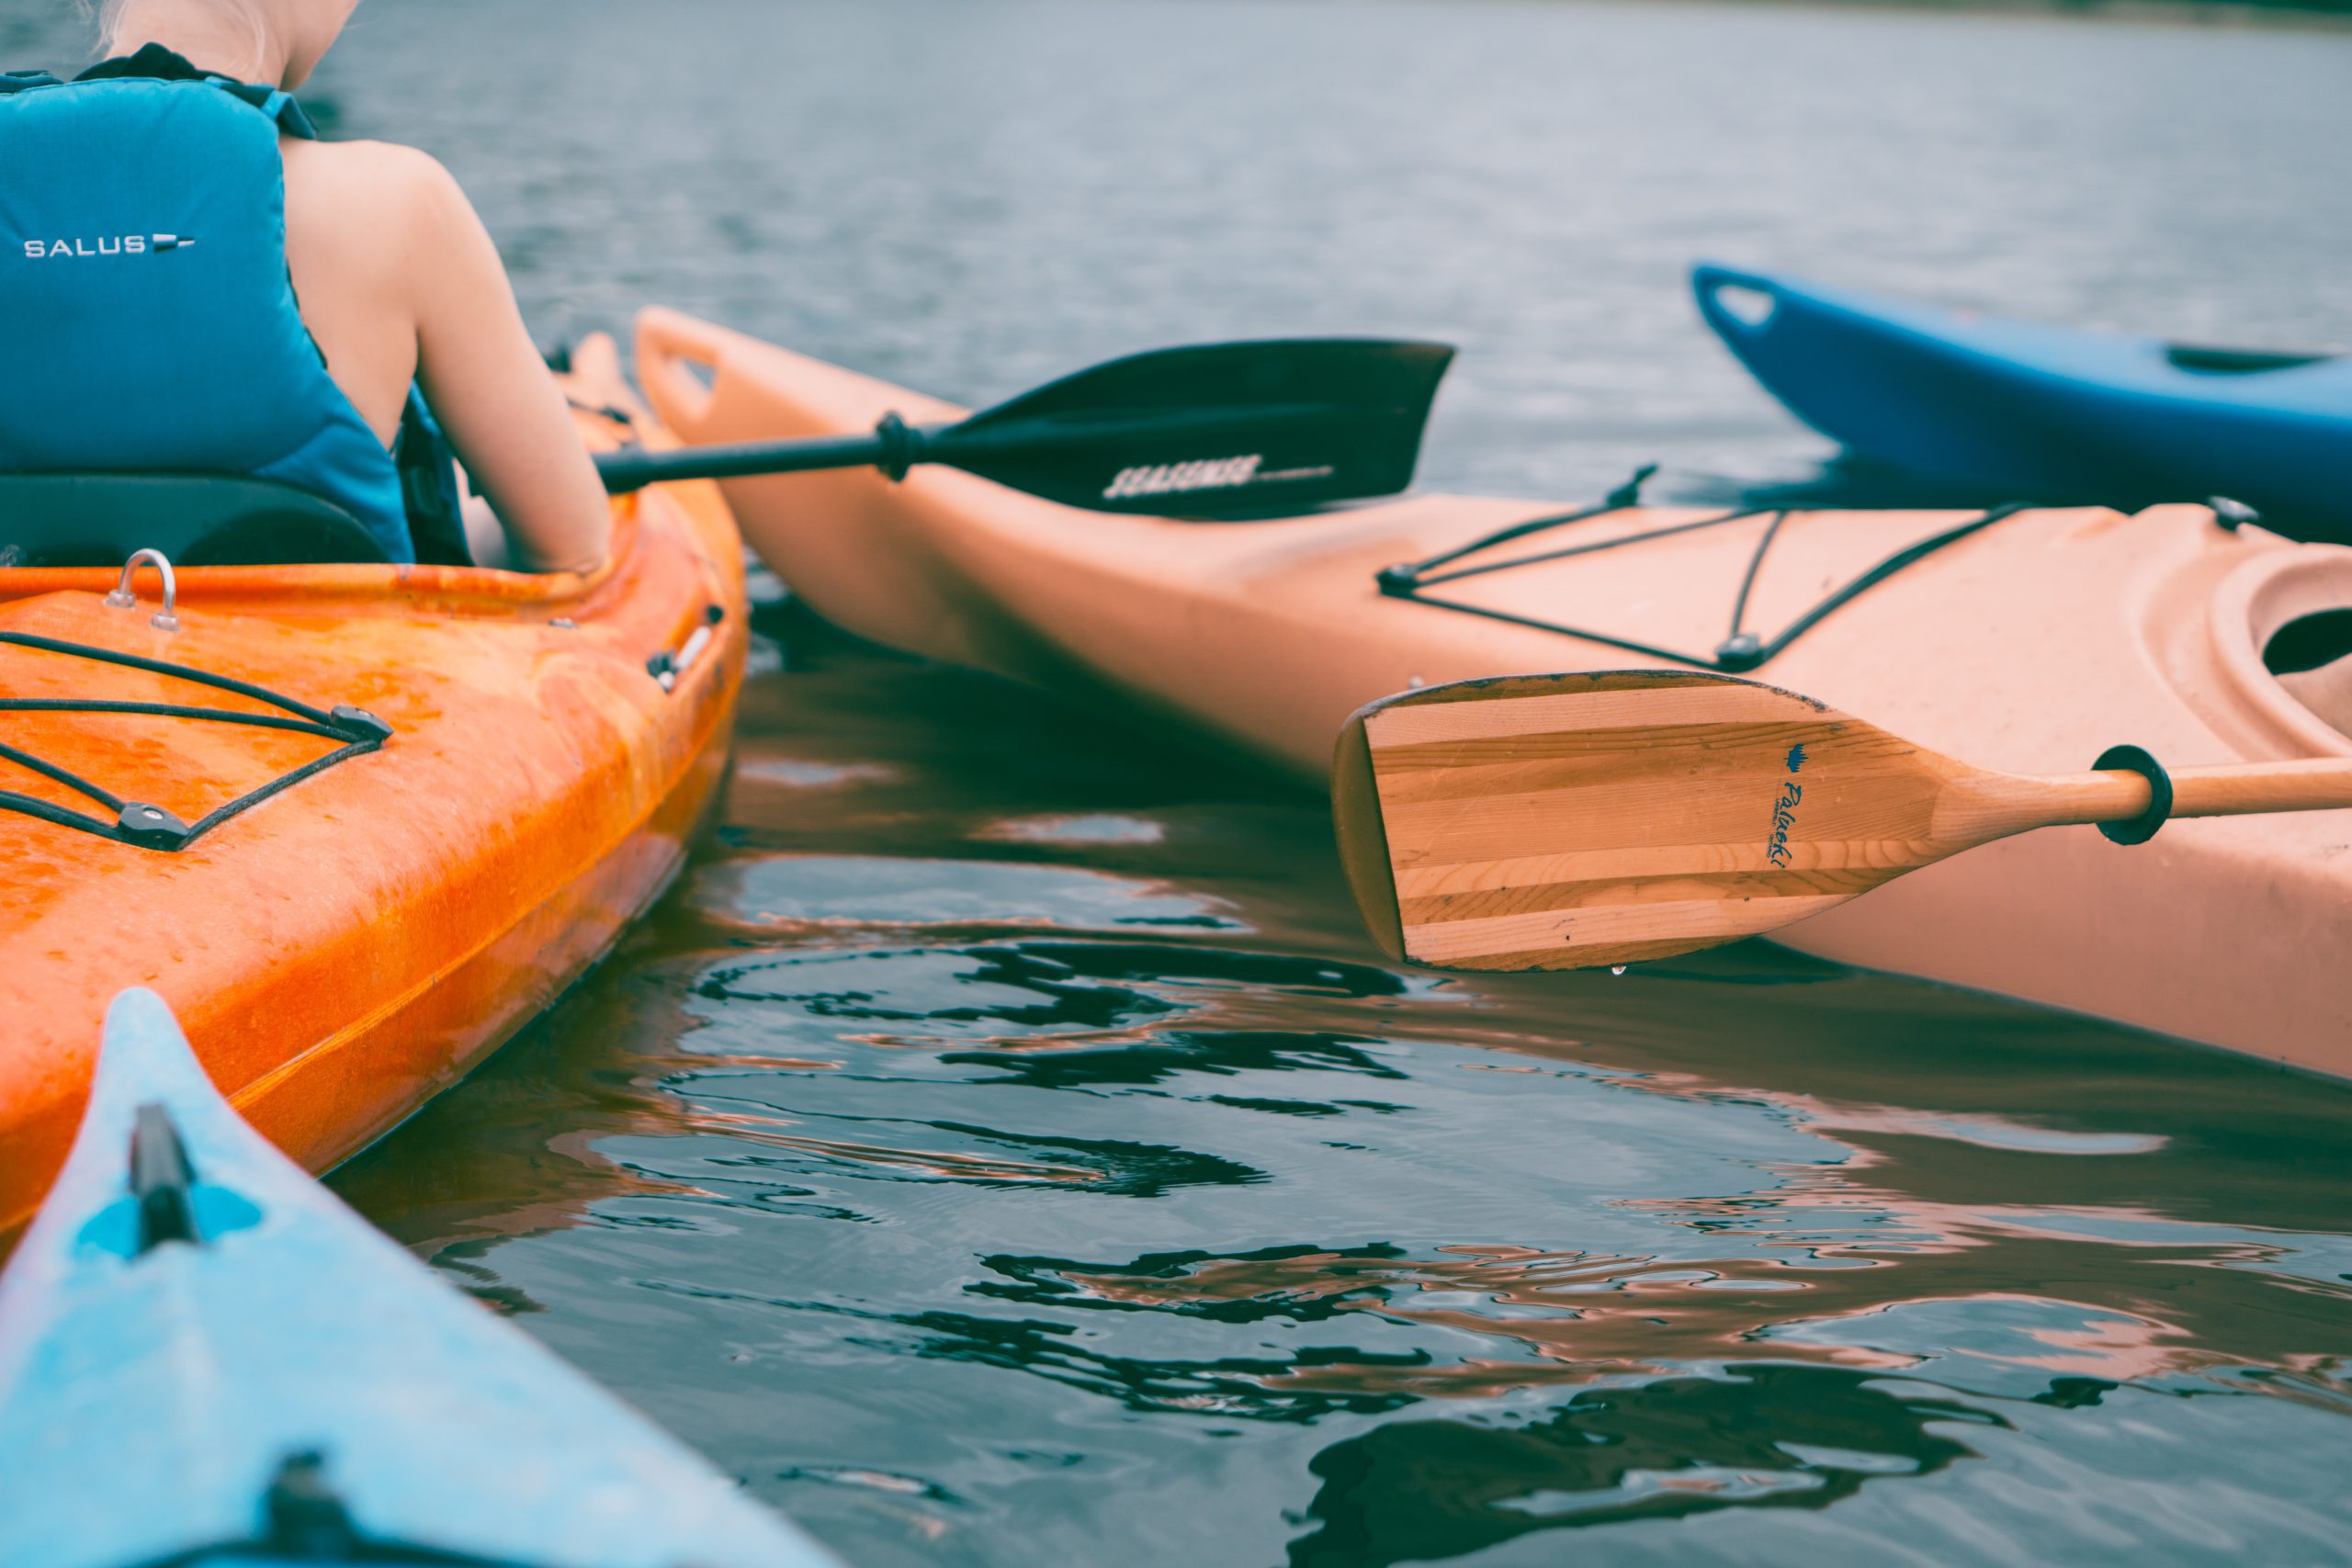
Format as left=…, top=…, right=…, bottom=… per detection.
left=1691, top=263, right=1782, bottom=340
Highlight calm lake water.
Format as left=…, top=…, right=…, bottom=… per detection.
left=12, top=1, right=2352, bottom=1562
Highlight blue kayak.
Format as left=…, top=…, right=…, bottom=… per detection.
left=0, top=989, right=842, bottom=1568
left=1692, top=262, right=2352, bottom=542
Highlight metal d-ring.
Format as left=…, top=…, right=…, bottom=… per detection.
left=104, top=548, right=180, bottom=632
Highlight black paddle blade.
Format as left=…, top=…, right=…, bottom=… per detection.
left=929, top=338, right=1454, bottom=517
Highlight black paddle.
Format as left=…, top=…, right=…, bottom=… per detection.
left=595, top=338, right=1455, bottom=517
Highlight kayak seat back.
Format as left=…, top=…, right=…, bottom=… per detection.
left=0, top=473, right=392, bottom=569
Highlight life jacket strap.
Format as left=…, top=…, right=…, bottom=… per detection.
left=0, top=63, right=315, bottom=135
left=394, top=388, right=472, bottom=567
left=202, top=77, right=317, bottom=140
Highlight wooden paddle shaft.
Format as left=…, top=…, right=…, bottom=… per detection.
left=2043, top=759, right=2352, bottom=827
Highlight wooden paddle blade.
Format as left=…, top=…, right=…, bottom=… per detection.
left=1331, top=671, right=1987, bottom=973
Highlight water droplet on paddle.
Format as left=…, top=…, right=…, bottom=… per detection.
left=1611, top=965, right=1628, bottom=976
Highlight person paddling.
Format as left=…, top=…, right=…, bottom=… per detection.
left=1, top=0, right=608, bottom=571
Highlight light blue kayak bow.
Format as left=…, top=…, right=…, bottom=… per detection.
left=0, top=988, right=842, bottom=1568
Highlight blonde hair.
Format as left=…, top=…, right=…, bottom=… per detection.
left=86, top=0, right=269, bottom=62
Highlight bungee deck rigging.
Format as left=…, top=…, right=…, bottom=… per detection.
left=0, top=562, right=392, bottom=852
left=1374, top=465, right=2038, bottom=672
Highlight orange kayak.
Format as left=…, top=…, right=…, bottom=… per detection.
left=634, top=307, right=2352, bottom=1078
left=0, top=335, right=746, bottom=1240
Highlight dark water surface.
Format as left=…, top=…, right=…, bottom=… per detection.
left=15, top=1, right=2352, bottom=1562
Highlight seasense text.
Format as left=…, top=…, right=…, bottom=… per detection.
left=1102, top=455, right=1264, bottom=501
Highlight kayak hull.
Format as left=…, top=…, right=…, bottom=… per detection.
left=1692, top=263, right=2352, bottom=543
left=0, top=988, right=836, bottom=1568
left=0, top=336, right=748, bottom=1240
left=636, top=308, right=2352, bottom=1078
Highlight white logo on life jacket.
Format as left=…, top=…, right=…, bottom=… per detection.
left=18, top=234, right=197, bottom=260
left=1102, top=454, right=1265, bottom=502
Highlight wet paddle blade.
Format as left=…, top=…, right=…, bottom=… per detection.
left=933, top=338, right=1454, bottom=516
left=1331, top=671, right=1992, bottom=972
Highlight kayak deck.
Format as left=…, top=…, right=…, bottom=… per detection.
left=636, top=307, right=2352, bottom=1077
left=0, top=338, right=748, bottom=1240
left=0, top=989, right=837, bottom=1568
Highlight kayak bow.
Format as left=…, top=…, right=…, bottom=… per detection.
left=1692, top=263, right=2352, bottom=543
left=0, top=987, right=841, bottom=1568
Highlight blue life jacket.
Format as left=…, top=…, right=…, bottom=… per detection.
left=0, top=51, right=435, bottom=564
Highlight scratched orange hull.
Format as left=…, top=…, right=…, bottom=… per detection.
left=0, top=340, right=747, bottom=1240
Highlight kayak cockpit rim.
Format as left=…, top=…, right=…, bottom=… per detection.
left=2200, top=546, right=2352, bottom=755
left=0, top=501, right=645, bottom=616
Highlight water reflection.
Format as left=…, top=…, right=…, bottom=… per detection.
left=689, top=945, right=1192, bottom=1046
left=314, top=586, right=2352, bottom=1563
left=965, top=1205, right=2352, bottom=1400
left=192, top=570, right=2314, bottom=1568
left=1290, top=1366, right=1996, bottom=1565
left=975, top=815, right=1170, bottom=847
left=689, top=855, right=1244, bottom=934
left=327, top=595, right=2352, bottom=1563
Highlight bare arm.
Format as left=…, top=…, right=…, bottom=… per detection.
left=404, top=158, right=610, bottom=574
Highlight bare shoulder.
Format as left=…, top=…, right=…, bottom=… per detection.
left=279, top=137, right=500, bottom=316
left=280, top=138, right=469, bottom=223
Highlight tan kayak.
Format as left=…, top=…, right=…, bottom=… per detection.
left=633, top=307, right=2352, bottom=1079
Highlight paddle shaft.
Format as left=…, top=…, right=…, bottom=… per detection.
left=2041, top=758, right=2352, bottom=827
left=598, top=429, right=914, bottom=494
